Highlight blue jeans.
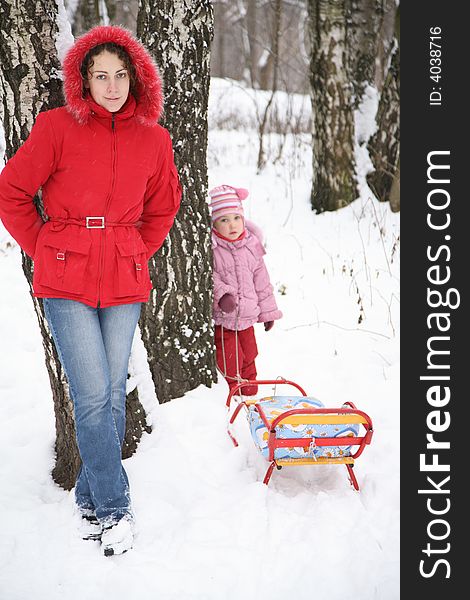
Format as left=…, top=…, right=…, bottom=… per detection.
left=43, top=298, right=141, bottom=526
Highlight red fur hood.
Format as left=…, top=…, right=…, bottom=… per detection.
left=62, top=25, right=163, bottom=126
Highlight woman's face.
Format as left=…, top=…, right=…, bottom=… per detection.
left=85, top=50, right=130, bottom=112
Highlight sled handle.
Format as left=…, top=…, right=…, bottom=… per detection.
left=226, top=379, right=307, bottom=408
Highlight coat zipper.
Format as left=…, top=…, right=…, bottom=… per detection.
left=96, top=113, right=117, bottom=307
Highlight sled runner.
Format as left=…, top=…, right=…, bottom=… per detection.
left=226, top=379, right=373, bottom=489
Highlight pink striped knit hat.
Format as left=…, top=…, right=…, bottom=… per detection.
left=208, top=184, right=249, bottom=222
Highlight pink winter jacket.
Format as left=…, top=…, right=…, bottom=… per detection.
left=212, top=220, right=283, bottom=330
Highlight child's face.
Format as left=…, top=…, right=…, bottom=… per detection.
left=213, top=213, right=244, bottom=239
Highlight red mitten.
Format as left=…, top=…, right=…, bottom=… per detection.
left=219, top=293, right=237, bottom=313
left=264, top=321, right=274, bottom=332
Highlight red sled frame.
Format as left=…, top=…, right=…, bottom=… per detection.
left=227, top=379, right=374, bottom=490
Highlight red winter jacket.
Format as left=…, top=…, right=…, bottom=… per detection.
left=0, top=26, right=182, bottom=308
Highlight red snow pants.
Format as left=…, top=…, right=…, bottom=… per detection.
left=214, top=325, right=258, bottom=395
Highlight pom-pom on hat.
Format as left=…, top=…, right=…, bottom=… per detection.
left=209, top=185, right=249, bottom=222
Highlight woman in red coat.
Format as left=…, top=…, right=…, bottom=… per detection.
left=0, top=26, right=182, bottom=556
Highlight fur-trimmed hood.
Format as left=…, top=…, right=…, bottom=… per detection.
left=62, top=25, right=163, bottom=126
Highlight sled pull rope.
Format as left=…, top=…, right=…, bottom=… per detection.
left=272, top=375, right=288, bottom=397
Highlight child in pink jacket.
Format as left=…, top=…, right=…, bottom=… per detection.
left=210, top=184, right=282, bottom=395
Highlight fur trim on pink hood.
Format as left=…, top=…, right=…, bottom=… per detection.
left=62, top=25, right=163, bottom=126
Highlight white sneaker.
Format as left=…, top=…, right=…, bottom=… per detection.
left=100, top=517, right=134, bottom=556
left=78, top=509, right=102, bottom=541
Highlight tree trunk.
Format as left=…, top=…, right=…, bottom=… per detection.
left=257, top=0, right=282, bottom=171
left=0, top=0, right=81, bottom=490
left=72, top=0, right=104, bottom=36
left=307, top=0, right=398, bottom=213
left=346, top=0, right=396, bottom=105
left=245, top=0, right=260, bottom=88
left=371, top=0, right=397, bottom=92
left=137, top=1, right=217, bottom=403
left=308, top=0, right=356, bottom=212
left=215, top=1, right=227, bottom=78
left=1, top=0, right=150, bottom=490
left=367, top=6, right=400, bottom=211
left=104, top=0, right=139, bottom=32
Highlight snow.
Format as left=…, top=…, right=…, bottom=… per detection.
left=0, top=78, right=399, bottom=598
left=208, top=77, right=311, bottom=133
left=98, top=0, right=110, bottom=26
left=55, top=0, right=74, bottom=65
left=63, top=0, right=80, bottom=24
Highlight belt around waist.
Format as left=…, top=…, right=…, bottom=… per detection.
left=48, top=216, right=138, bottom=229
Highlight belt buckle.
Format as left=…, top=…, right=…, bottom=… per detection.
left=86, top=216, right=105, bottom=229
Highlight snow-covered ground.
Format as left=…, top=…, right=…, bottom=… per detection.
left=0, top=79, right=399, bottom=599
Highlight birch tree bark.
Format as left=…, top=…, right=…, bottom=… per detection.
left=346, top=0, right=396, bottom=105
left=308, top=0, right=356, bottom=212
left=0, top=0, right=79, bottom=489
left=367, top=7, right=400, bottom=211
left=72, top=0, right=109, bottom=35
left=307, top=0, right=398, bottom=213
left=137, top=1, right=217, bottom=403
left=1, top=0, right=150, bottom=490
left=104, top=0, right=139, bottom=32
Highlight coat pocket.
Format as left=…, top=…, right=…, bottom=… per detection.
left=35, top=232, right=92, bottom=294
left=115, top=238, right=150, bottom=297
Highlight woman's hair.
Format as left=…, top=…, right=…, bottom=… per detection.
left=80, top=42, right=137, bottom=96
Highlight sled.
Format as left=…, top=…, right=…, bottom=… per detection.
left=226, top=379, right=373, bottom=489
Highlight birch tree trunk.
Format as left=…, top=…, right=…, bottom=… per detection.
left=307, top=0, right=398, bottom=213
left=137, top=1, right=217, bottom=403
left=257, top=0, right=282, bottom=171
left=0, top=0, right=79, bottom=489
left=1, top=0, right=150, bottom=490
left=72, top=0, right=108, bottom=35
left=245, top=0, right=260, bottom=88
left=346, top=0, right=396, bottom=105
left=308, top=0, right=356, bottom=213
left=104, top=0, right=139, bottom=32
left=367, top=7, right=400, bottom=211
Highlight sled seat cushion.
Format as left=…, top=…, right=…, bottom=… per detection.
left=247, top=396, right=361, bottom=461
